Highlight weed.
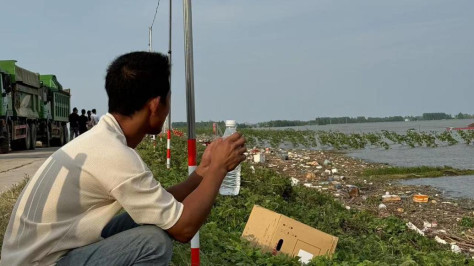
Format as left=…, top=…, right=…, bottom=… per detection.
left=459, top=217, right=474, bottom=228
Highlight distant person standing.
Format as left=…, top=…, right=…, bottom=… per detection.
left=68, top=107, right=80, bottom=140
left=86, top=110, right=95, bottom=130
left=92, top=109, right=100, bottom=125
left=79, top=109, right=88, bottom=134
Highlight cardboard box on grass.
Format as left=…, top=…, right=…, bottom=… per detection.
left=242, top=205, right=338, bottom=264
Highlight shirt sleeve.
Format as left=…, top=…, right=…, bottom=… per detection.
left=109, top=171, right=184, bottom=230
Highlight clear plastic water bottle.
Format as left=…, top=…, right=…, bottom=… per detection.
left=219, top=120, right=241, bottom=196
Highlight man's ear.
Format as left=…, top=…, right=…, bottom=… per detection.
left=149, top=96, right=162, bottom=115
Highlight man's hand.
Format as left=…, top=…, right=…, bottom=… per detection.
left=209, top=133, right=246, bottom=173
left=195, top=141, right=214, bottom=177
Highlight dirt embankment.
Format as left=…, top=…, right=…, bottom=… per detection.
left=248, top=148, right=474, bottom=254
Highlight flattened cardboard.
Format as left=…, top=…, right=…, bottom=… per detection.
left=240, top=204, right=281, bottom=250
left=242, top=205, right=338, bottom=262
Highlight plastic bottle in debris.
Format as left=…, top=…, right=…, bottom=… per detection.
left=219, top=120, right=241, bottom=196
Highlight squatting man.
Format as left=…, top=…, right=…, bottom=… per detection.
left=1, top=51, right=246, bottom=265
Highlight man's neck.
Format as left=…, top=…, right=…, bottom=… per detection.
left=112, top=113, right=148, bottom=149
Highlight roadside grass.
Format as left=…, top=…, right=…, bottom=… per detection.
left=362, top=166, right=474, bottom=181
left=0, top=179, right=28, bottom=247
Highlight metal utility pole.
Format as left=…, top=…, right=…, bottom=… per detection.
left=183, top=0, right=199, bottom=264
left=148, top=27, right=153, bottom=52
left=166, top=0, right=172, bottom=169
left=149, top=26, right=157, bottom=149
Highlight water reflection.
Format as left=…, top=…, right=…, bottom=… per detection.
left=400, top=175, right=474, bottom=200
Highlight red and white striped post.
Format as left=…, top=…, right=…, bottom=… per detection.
left=183, top=0, right=199, bottom=264
left=166, top=127, right=171, bottom=168
left=166, top=0, right=172, bottom=169
left=187, top=138, right=199, bottom=265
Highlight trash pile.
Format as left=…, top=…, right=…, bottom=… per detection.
left=246, top=147, right=474, bottom=256
left=246, top=147, right=374, bottom=203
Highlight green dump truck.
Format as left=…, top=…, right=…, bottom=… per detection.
left=0, top=60, right=70, bottom=153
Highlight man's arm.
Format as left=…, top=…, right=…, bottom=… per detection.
left=166, top=166, right=206, bottom=202
left=166, top=141, right=213, bottom=201
left=166, top=133, right=246, bottom=243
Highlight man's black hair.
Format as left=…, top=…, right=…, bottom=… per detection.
left=73, top=107, right=78, bottom=112
left=92, top=109, right=96, bottom=114
left=81, top=109, right=86, bottom=115
left=105, top=51, right=170, bottom=116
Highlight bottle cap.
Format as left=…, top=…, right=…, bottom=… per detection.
left=225, top=120, right=236, bottom=127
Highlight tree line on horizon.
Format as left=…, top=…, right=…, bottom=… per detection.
left=173, top=113, right=474, bottom=130
left=172, top=112, right=474, bottom=129
left=256, top=112, right=473, bottom=127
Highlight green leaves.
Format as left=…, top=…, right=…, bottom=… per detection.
left=237, top=129, right=473, bottom=151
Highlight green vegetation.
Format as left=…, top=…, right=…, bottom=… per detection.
left=459, top=217, right=474, bottom=228
left=0, top=179, right=28, bottom=246
left=362, top=166, right=474, bottom=180
left=422, top=112, right=453, bottom=120
left=456, top=113, right=474, bottom=119
left=233, top=129, right=473, bottom=150
left=136, top=136, right=472, bottom=265
left=312, top=115, right=405, bottom=126
left=457, top=130, right=474, bottom=145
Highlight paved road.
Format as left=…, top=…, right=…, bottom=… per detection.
left=0, top=147, right=58, bottom=194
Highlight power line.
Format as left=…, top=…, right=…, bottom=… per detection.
left=150, top=0, right=161, bottom=29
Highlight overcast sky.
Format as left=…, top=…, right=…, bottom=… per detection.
left=1, top=1, right=473, bottom=123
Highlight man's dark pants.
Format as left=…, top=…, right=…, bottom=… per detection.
left=57, top=213, right=173, bottom=265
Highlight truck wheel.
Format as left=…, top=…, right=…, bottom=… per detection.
left=44, top=126, right=51, bottom=147
left=59, top=126, right=65, bottom=146
left=24, top=124, right=31, bottom=150
left=29, top=124, right=37, bottom=150
left=0, top=124, right=10, bottom=154
left=63, top=125, right=69, bottom=144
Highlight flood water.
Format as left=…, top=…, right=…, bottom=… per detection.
left=400, top=175, right=474, bottom=200
left=347, top=145, right=473, bottom=170
left=283, top=119, right=474, bottom=170
left=289, top=119, right=473, bottom=134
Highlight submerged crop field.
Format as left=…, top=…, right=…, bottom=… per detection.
left=235, top=128, right=474, bottom=150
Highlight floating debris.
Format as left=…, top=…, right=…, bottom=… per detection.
left=435, top=236, right=447, bottom=245
left=291, top=177, right=300, bottom=186
left=406, top=222, right=424, bottom=236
